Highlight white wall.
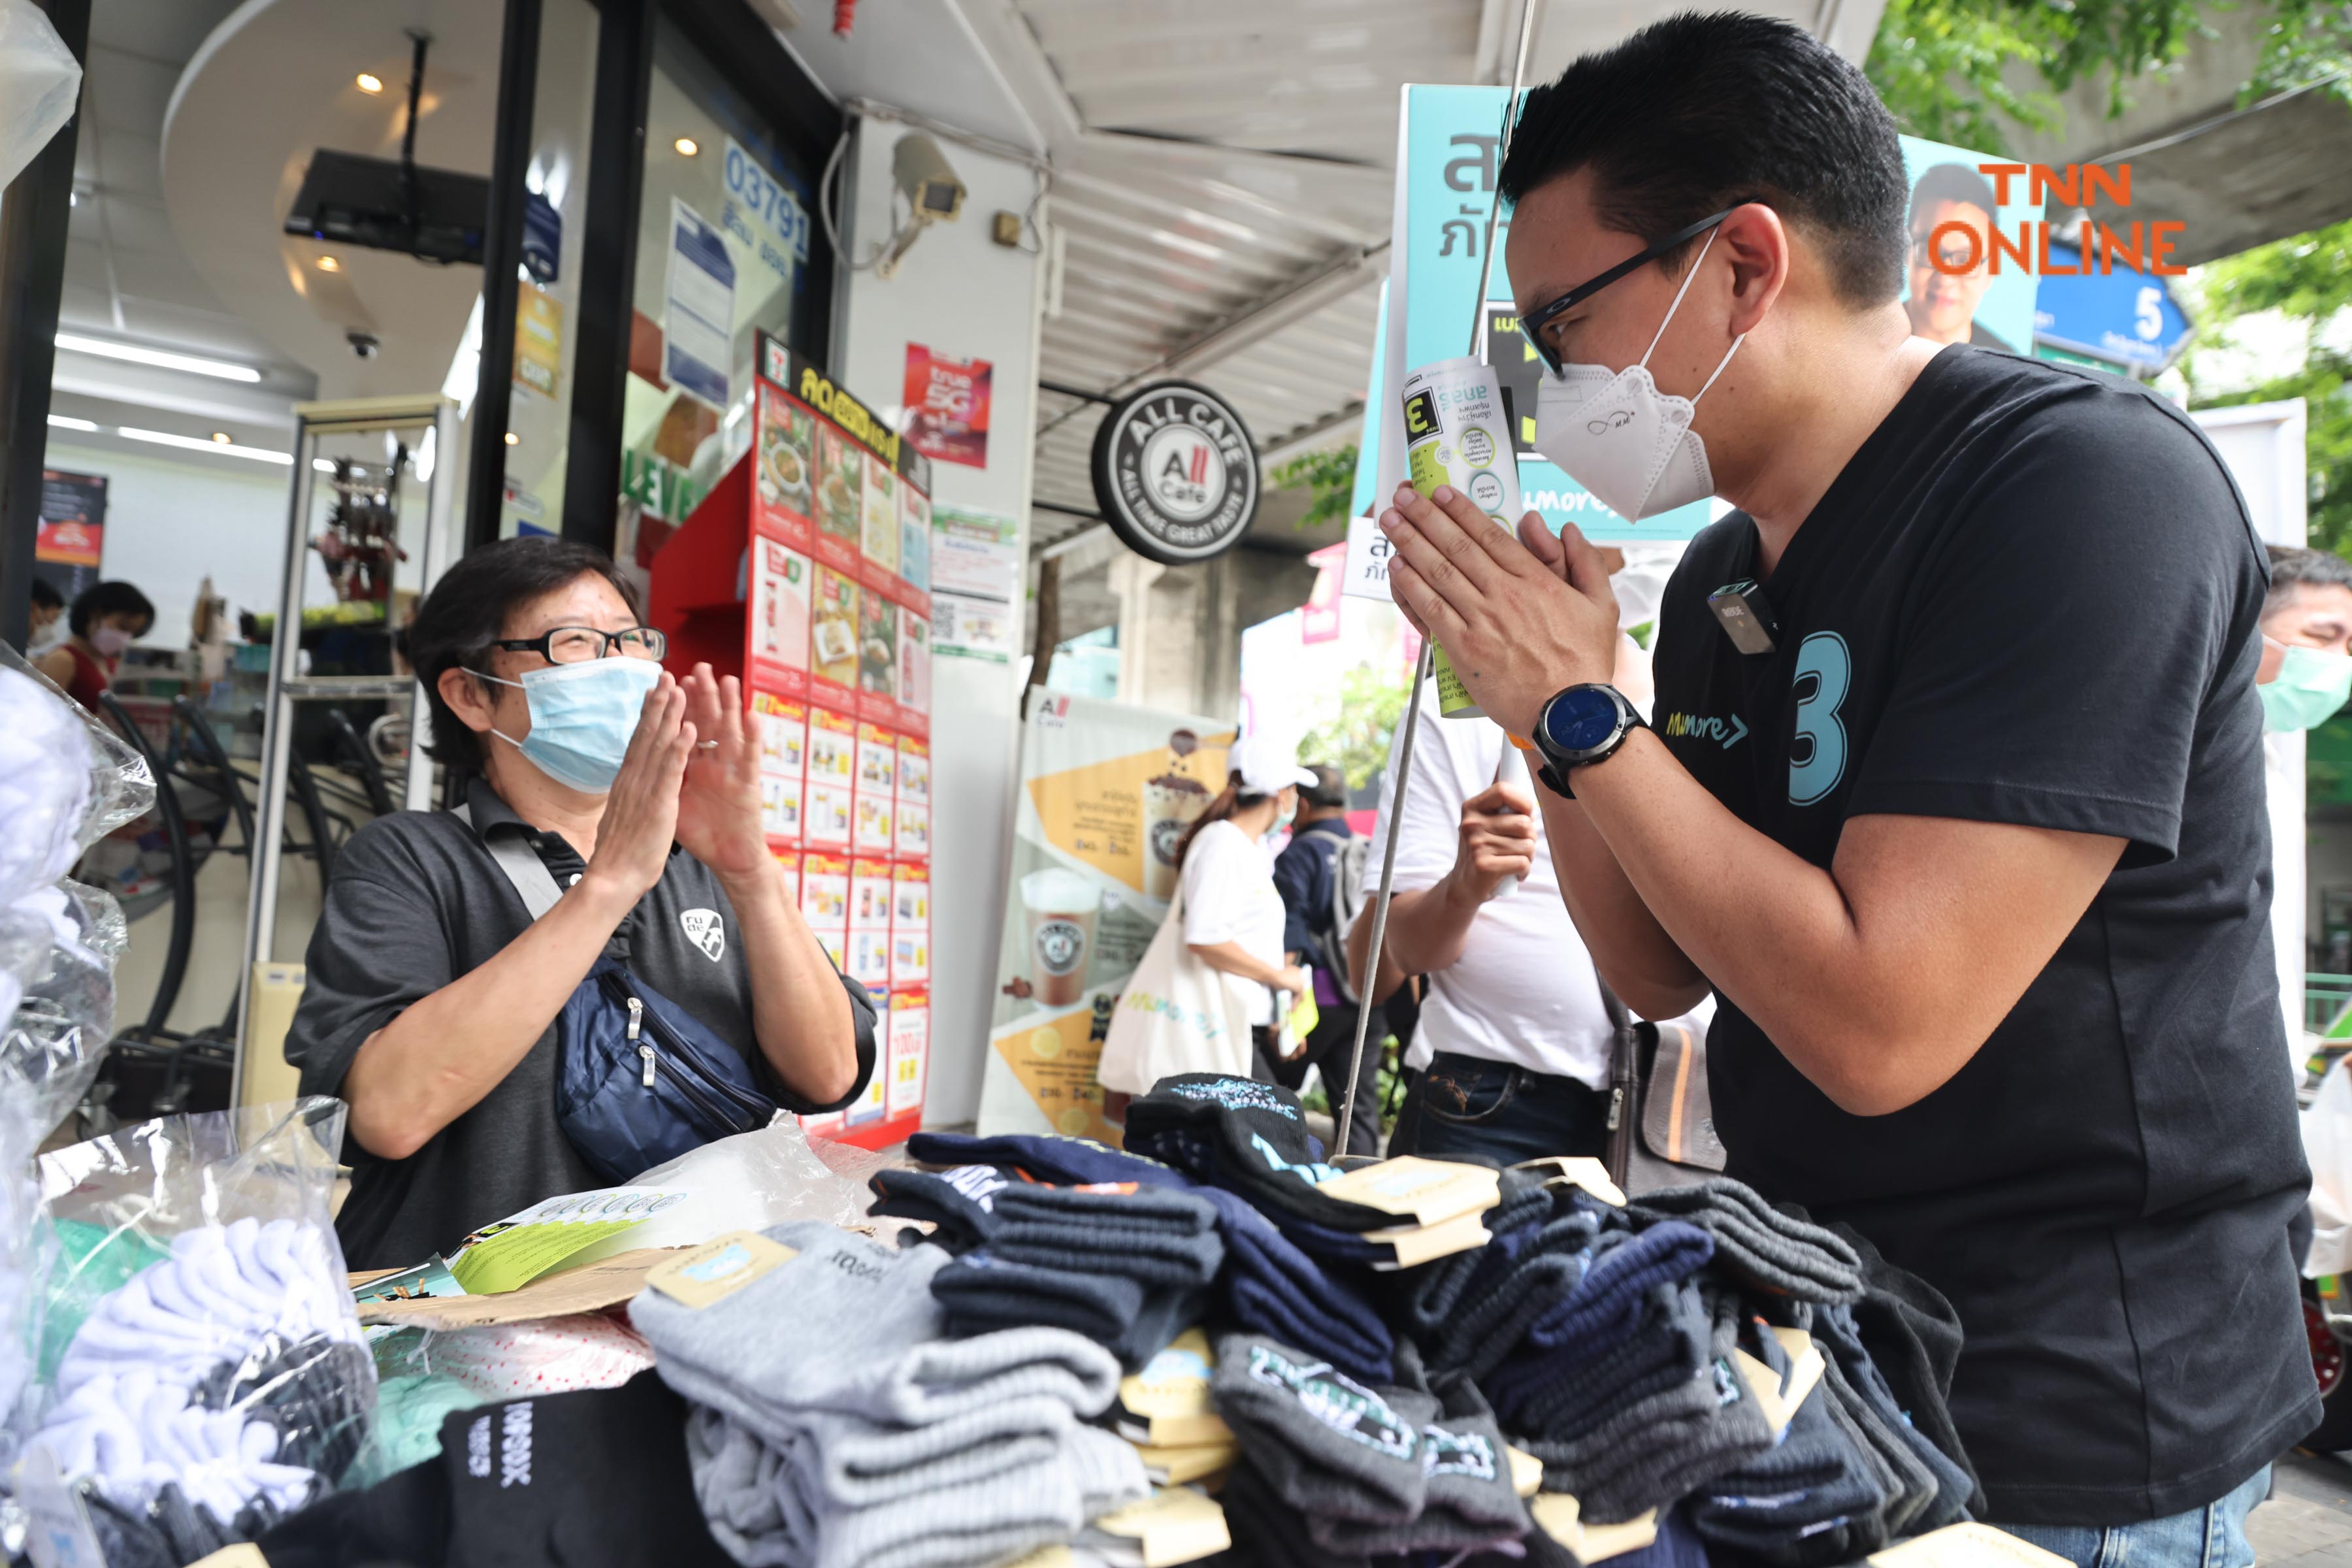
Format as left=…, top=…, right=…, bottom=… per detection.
left=46, top=440, right=331, bottom=645
left=834, top=122, right=1045, bottom=1128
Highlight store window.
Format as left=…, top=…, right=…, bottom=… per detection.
left=485, top=0, right=601, bottom=542
left=615, top=8, right=832, bottom=597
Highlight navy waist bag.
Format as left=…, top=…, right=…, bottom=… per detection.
left=459, top=805, right=781, bottom=1183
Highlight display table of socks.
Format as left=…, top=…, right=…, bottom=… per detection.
left=8, top=1068, right=2085, bottom=1568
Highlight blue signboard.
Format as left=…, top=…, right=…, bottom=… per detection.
left=2031, top=240, right=2192, bottom=369
left=521, top=191, right=562, bottom=286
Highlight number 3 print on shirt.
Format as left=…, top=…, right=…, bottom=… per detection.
left=1789, top=631, right=1850, bottom=806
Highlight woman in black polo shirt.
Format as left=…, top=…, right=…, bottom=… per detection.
left=285, top=538, right=874, bottom=1268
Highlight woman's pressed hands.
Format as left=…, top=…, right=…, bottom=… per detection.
left=1380, top=481, right=1625, bottom=735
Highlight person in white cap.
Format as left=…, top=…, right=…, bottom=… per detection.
left=1169, top=734, right=1318, bottom=1081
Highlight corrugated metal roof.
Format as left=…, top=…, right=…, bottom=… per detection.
left=1015, top=0, right=1884, bottom=552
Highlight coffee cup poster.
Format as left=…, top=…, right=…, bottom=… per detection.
left=977, top=689, right=1234, bottom=1143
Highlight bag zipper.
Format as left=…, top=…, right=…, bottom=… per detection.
left=598, top=973, right=771, bottom=1133
left=628, top=998, right=654, bottom=1087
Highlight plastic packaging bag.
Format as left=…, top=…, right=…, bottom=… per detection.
left=4, top=879, right=123, bottom=1136
left=2306, top=1053, right=2352, bottom=1277
left=18, top=1100, right=374, bottom=1559
left=629, top=1115, right=889, bottom=1233
left=0, top=1058, right=45, bottom=1446
left=0, top=0, right=80, bottom=192
left=0, top=647, right=154, bottom=902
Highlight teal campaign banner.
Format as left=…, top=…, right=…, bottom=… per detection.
left=1343, top=86, right=2038, bottom=600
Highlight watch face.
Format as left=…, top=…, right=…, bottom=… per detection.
left=1543, top=687, right=1623, bottom=754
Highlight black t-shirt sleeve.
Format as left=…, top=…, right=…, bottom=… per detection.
left=283, top=825, right=457, bottom=1102
left=1844, top=391, right=2259, bottom=862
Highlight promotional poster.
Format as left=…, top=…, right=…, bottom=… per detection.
left=976, top=690, right=1233, bottom=1144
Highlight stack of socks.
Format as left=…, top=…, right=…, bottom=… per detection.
left=1210, top=1333, right=1530, bottom=1562
left=1824, top=1219, right=1983, bottom=1514
left=1121, top=1077, right=1396, bottom=1240
left=632, top=1221, right=1150, bottom=1567
left=1629, top=1182, right=1865, bottom=1303
left=909, top=1130, right=1396, bottom=1383
left=1688, top=1322, right=1894, bottom=1567
left=1514, top=1291, right=1775, bottom=1522
left=1490, top=1276, right=1714, bottom=1442
left=872, top=1168, right=1224, bottom=1367
left=1812, top=1301, right=1972, bottom=1531
left=1411, top=1192, right=1613, bottom=1380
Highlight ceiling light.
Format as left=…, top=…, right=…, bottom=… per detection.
left=45, top=414, right=97, bottom=433
left=316, top=255, right=341, bottom=272
left=118, top=427, right=293, bottom=464
left=356, top=72, right=384, bottom=93
left=67, top=191, right=76, bottom=207
left=55, top=334, right=263, bottom=384
left=674, top=137, right=699, bottom=156
left=504, top=431, right=520, bottom=446
left=210, top=431, right=232, bottom=444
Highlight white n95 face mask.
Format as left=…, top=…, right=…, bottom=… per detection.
left=1534, top=226, right=1744, bottom=522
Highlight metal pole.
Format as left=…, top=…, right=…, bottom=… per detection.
left=0, top=0, right=89, bottom=650
left=465, top=0, right=543, bottom=553
left=1333, top=0, right=1539, bottom=1158
left=234, top=421, right=320, bottom=1105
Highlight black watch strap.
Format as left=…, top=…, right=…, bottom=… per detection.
left=1536, top=760, right=1576, bottom=801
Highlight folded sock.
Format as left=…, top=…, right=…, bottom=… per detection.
left=1821, top=1223, right=1982, bottom=1515
left=1495, top=1277, right=1712, bottom=1441
left=1213, top=1334, right=1426, bottom=1527
left=1814, top=1325, right=1943, bottom=1541
left=1213, top=1196, right=1394, bottom=1382
left=988, top=1184, right=1225, bottom=1286
left=867, top=1166, right=1015, bottom=1249
left=934, top=1254, right=1201, bottom=1368
left=1631, top=1181, right=1864, bottom=1303
left=1315, top=1370, right=1531, bottom=1556
left=1522, top=1220, right=1716, bottom=1356
left=1520, top=1299, right=1775, bottom=1524
left=1812, top=1300, right=1972, bottom=1531
left=1405, top=1178, right=1565, bottom=1347
left=907, top=1131, right=1194, bottom=1189
left=1218, top=1460, right=1368, bottom=1567
left=1125, top=1075, right=1401, bottom=1233
left=1424, top=1204, right=1613, bottom=1380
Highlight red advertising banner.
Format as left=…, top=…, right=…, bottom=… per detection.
left=902, top=343, right=991, bottom=470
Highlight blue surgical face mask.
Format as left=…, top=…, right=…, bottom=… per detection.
left=479, top=656, right=663, bottom=792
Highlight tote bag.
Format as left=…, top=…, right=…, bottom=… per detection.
left=1097, top=882, right=1254, bottom=1094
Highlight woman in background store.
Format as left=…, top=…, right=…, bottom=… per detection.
left=1175, top=736, right=1317, bottom=1082
left=35, top=580, right=153, bottom=710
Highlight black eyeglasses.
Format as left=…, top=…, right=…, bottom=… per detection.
left=1516, top=204, right=1750, bottom=375
left=490, top=625, right=667, bottom=665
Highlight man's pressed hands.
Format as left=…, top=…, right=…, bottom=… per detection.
left=1380, top=482, right=1625, bottom=736
left=674, top=663, right=772, bottom=881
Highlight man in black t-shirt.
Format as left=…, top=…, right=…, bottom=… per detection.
left=284, top=538, right=874, bottom=1268
left=1379, top=14, right=2312, bottom=1563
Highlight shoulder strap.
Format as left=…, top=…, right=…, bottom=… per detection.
left=452, top=801, right=566, bottom=921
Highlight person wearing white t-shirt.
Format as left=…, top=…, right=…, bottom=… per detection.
left=1349, top=623, right=1684, bottom=1164
left=1175, top=736, right=1316, bottom=1079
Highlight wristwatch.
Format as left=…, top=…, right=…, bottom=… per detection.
left=1530, top=684, right=1646, bottom=799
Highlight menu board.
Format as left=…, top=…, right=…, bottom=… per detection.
left=744, top=333, right=934, bottom=1144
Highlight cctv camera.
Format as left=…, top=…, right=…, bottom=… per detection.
left=348, top=331, right=380, bottom=360
left=892, top=133, right=964, bottom=223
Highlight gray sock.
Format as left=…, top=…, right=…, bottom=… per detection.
left=1211, top=1333, right=1425, bottom=1527
left=1313, top=1372, right=1530, bottom=1556
left=1630, top=1181, right=1863, bottom=1303
left=800, top=1396, right=1085, bottom=1507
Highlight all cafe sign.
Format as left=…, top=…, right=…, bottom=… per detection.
left=1089, top=380, right=1261, bottom=565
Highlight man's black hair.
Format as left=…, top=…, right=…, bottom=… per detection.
left=69, top=580, right=155, bottom=640
left=2266, top=546, right=2352, bottom=617
left=407, top=536, right=644, bottom=774
left=1498, top=10, right=1909, bottom=307
left=29, top=578, right=63, bottom=611
left=1908, top=163, right=2001, bottom=225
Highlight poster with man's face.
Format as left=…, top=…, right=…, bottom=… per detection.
left=1897, top=135, right=2040, bottom=355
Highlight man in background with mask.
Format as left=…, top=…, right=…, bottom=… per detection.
left=2258, top=546, right=2352, bottom=1072
left=285, top=536, right=874, bottom=1268
left=1379, top=13, right=2310, bottom=1564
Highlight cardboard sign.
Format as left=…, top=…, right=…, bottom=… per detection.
left=1094, top=1486, right=1231, bottom=1567
left=1507, top=1445, right=1544, bottom=1499
left=1869, top=1525, right=2076, bottom=1568
left=359, top=1249, right=686, bottom=1329
left=1509, top=1156, right=1627, bottom=1207
left=1132, top=1441, right=1239, bottom=1486
left=1318, top=1156, right=1500, bottom=1227
left=1367, top=1207, right=1492, bottom=1270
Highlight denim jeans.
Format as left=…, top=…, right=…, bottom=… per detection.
left=1989, top=1466, right=2270, bottom=1568
left=1392, top=1052, right=1610, bottom=1166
